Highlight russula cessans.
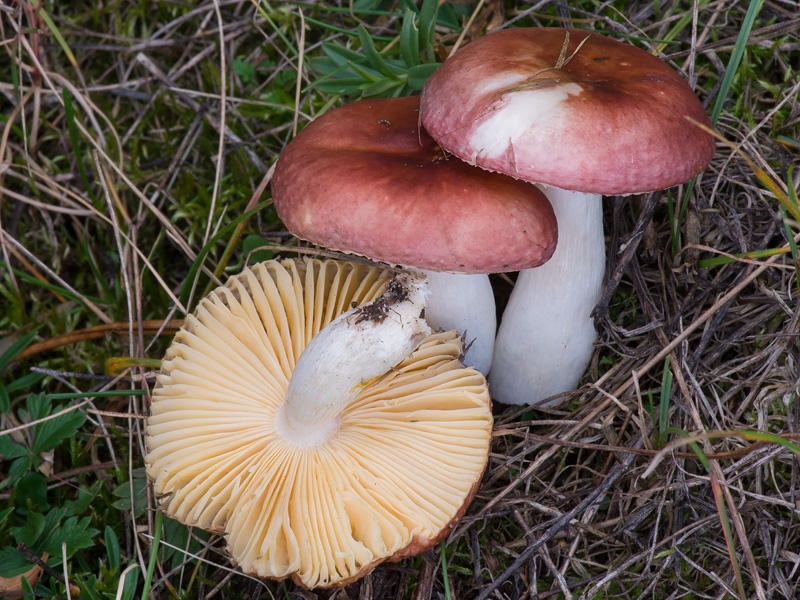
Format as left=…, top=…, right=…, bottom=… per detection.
left=271, top=95, right=557, bottom=375
left=421, top=27, right=715, bottom=405
left=145, top=258, right=493, bottom=589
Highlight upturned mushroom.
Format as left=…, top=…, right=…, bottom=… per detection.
left=421, top=27, right=715, bottom=405
left=271, top=95, right=557, bottom=375
left=145, top=258, right=493, bottom=588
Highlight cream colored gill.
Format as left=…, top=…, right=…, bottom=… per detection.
left=146, top=259, right=390, bottom=523
left=468, top=82, right=583, bottom=163
left=145, top=260, right=492, bottom=590
left=221, top=333, right=490, bottom=588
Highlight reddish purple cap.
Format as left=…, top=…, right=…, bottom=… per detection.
left=421, top=28, right=715, bottom=195
left=271, top=96, right=557, bottom=274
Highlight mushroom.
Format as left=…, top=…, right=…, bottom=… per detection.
left=420, top=27, right=715, bottom=405
left=271, top=95, right=557, bottom=375
left=145, top=258, right=493, bottom=589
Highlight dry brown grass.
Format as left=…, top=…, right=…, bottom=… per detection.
left=1, top=1, right=799, bottom=599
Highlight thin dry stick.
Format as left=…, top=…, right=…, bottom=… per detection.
left=475, top=442, right=640, bottom=600
left=292, top=7, right=305, bottom=137
left=448, top=0, right=486, bottom=58
left=10, top=29, right=212, bottom=302
left=1, top=396, right=94, bottom=440
left=669, top=350, right=767, bottom=600
left=134, top=52, right=267, bottom=174
left=96, top=154, right=135, bottom=355
left=469, top=242, right=788, bottom=528
left=203, top=0, right=228, bottom=248
left=0, top=86, right=35, bottom=318
left=10, top=320, right=183, bottom=363
left=0, top=229, right=113, bottom=324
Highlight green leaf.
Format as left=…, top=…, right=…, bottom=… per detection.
left=357, top=25, right=398, bottom=78
left=0, top=546, right=38, bottom=578
left=105, top=526, right=121, bottom=570
left=16, top=472, right=49, bottom=512
left=42, top=515, right=100, bottom=558
left=400, top=9, right=420, bottom=67
left=21, top=573, right=35, bottom=596
left=231, top=57, right=255, bottom=83
left=0, top=507, right=14, bottom=524
left=407, top=63, right=440, bottom=90
left=64, top=481, right=103, bottom=517
left=160, top=517, right=210, bottom=569
left=418, top=0, right=439, bottom=62
left=11, top=511, right=46, bottom=547
left=119, top=565, right=141, bottom=600
left=362, top=78, right=404, bottom=97
left=0, top=327, right=41, bottom=372
left=29, top=394, right=86, bottom=455
left=242, top=235, right=276, bottom=265
left=6, top=371, right=46, bottom=394
left=321, top=43, right=365, bottom=67
left=313, top=78, right=370, bottom=95
left=112, top=471, right=148, bottom=518
left=3, top=456, right=33, bottom=489
left=346, top=60, right=382, bottom=83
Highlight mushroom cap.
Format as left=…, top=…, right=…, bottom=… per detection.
left=145, top=258, right=493, bottom=589
left=421, top=28, right=715, bottom=195
left=271, top=96, right=557, bottom=274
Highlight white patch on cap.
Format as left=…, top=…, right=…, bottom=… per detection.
left=468, top=82, right=583, bottom=162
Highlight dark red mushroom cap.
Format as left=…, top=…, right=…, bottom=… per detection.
left=420, top=28, right=716, bottom=195
left=271, top=96, right=557, bottom=274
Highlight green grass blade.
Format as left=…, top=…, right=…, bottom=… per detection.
left=674, top=0, right=763, bottom=256
left=726, top=429, right=800, bottom=455
left=666, top=427, right=712, bottom=471
left=0, top=327, right=42, bottom=371
left=345, top=60, right=382, bottom=83
left=250, top=0, right=297, bottom=56
left=10, top=267, right=112, bottom=306
left=178, top=200, right=273, bottom=311
left=302, top=14, right=392, bottom=40
left=710, top=472, right=746, bottom=600
left=440, top=540, right=452, bottom=600
left=400, top=9, right=420, bottom=67
left=779, top=206, right=800, bottom=297
left=46, top=390, right=148, bottom=401
left=710, top=0, right=764, bottom=126
left=418, top=0, right=438, bottom=62
left=659, top=356, right=672, bottom=443
left=357, top=25, right=399, bottom=78
left=39, top=8, right=79, bottom=70
left=140, top=510, right=163, bottom=600
left=698, top=246, right=789, bottom=268
left=64, top=88, right=97, bottom=205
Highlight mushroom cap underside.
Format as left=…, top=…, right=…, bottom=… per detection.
left=421, top=27, right=716, bottom=195
left=145, top=258, right=493, bottom=588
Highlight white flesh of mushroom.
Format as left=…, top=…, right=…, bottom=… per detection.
left=276, top=271, right=432, bottom=445
left=423, top=272, right=496, bottom=376
left=489, top=187, right=604, bottom=406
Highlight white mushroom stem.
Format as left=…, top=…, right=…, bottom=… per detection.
left=423, top=271, right=496, bottom=376
left=276, top=271, right=432, bottom=445
left=489, top=187, right=605, bottom=406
